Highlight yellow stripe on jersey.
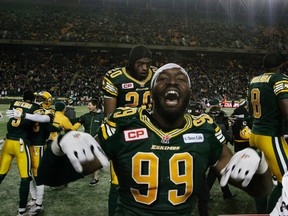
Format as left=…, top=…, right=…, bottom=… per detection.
left=102, top=76, right=118, bottom=96
left=274, top=80, right=288, bottom=95
left=215, top=126, right=226, bottom=144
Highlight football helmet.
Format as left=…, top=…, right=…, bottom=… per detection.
left=239, top=126, right=251, bottom=140
left=35, top=91, right=53, bottom=109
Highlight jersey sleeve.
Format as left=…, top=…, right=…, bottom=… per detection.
left=273, top=73, right=288, bottom=100
left=194, top=114, right=225, bottom=166
left=101, top=68, right=122, bottom=98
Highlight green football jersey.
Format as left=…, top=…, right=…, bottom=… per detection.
left=248, top=72, right=288, bottom=136
left=6, top=100, right=40, bottom=145
left=98, top=107, right=225, bottom=215
left=101, top=66, right=156, bottom=108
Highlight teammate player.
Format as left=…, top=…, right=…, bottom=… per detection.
left=248, top=53, right=288, bottom=212
left=37, top=63, right=273, bottom=215
left=101, top=45, right=156, bottom=215
left=0, top=90, right=39, bottom=216
left=5, top=91, right=58, bottom=215
left=27, top=91, right=56, bottom=215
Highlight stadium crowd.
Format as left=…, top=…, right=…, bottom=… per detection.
left=0, top=3, right=287, bottom=50
left=0, top=48, right=263, bottom=104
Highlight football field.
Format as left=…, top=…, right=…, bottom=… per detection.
left=0, top=105, right=258, bottom=216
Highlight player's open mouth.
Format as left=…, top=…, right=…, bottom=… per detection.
left=164, top=90, right=180, bottom=105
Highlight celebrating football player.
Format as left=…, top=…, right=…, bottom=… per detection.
left=26, top=91, right=56, bottom=215
left=101, top=45, right=156, bottom=216
left=37, top=63, right=273, bottom=215
left=248, top=53, right=288, bottom=214
left=6, top=91, right=60, bottom=215
left=0, top=90, right=40, bottom=216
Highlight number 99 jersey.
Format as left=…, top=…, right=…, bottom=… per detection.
left=101, top=66, right=156, bottom=108
left=98, top=107, right=225, bottom=215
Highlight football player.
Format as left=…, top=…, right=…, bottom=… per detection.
left=248, top=53, right=288, bottom=213
left=37, top=63, right=273, bottom=215
left=101, top=45, right=157, bottom=216
left=6, top=91, right=59, bottom=215
left=27, top=91, right=56, bottom=215
left=1, top=90, right=39, bottom=216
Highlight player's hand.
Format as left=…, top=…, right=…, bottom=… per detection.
left=6, top=108, right=23, bottom=119
left=0, top=111, right=3, bottom=119
left=220, top=148, right=268, bottom=187
left=54, top=131, right=109, bottom=174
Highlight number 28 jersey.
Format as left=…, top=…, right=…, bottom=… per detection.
left=98, top=107, right=225, bottom=215
left=101, top=66, right=157, bottom=108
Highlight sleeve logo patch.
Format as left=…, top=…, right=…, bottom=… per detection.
left=122, top=83, right=134, bottom=89
left=183, top=133, right=204, bottom=143
left=124, top=128, right=148, bottom=141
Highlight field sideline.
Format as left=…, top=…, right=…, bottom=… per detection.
left=0, top=105, right=259, bottom=216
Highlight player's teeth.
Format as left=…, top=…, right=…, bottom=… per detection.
left=165, top=91, right=179, bottom=97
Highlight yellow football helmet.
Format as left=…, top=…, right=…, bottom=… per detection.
left=35, top=91, right=53, bottom=109
left=239, top=126, right=251, bottom=140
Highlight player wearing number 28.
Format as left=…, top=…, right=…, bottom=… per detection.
left=38, top=63, right=272, bottom=216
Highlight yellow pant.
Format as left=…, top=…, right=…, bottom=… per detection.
left=250, top=133, right=288, bottom=183
left=0, top=139, right=32, bottom=178
left=29, top=145, right=46, bottom=177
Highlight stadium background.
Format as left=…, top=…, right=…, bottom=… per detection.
left=1, top=0, right=287, bottom=215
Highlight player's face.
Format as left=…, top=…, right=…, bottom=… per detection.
left=152, top=68, right=190, bottom=116
left=87, top=102, right=97, bottom=112
left=133, top=57, right=152, bottom=81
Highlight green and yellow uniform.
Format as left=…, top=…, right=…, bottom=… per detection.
left=0, top=100, right=39, bottom=210
left=98, top=107, right=225, bottom=215
left=0, top=100, right=39, bottom=178
left=248, top=72, right=288, bottom=182
left=248, top=72, right=288, bottom=211
left=37, top=107, right=225, bottom=215
left=30, top=108, right=56, bottom=177
left=102, top=66, right=157, bottom=215
left=102, top=66, right=156, bottom=108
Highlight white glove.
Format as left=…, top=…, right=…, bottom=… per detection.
left=220, top=148, right=268, bottom=187
left=0, top=111, right=3, bottom=119
left=270, top=172, right=288, bottom=215
left=6, top=108, right=22, bottom=118
left=52, top=131, right=109, bottom=174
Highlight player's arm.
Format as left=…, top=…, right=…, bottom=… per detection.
left=103, top=96, right=117, bottom=117
left=279, top=99, right=288, bottom=121
left=216, top=145, right=273, bottom=197
left=38, top=131, right=109, bottom=186
left=6, top=108, right=51, bottom=123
